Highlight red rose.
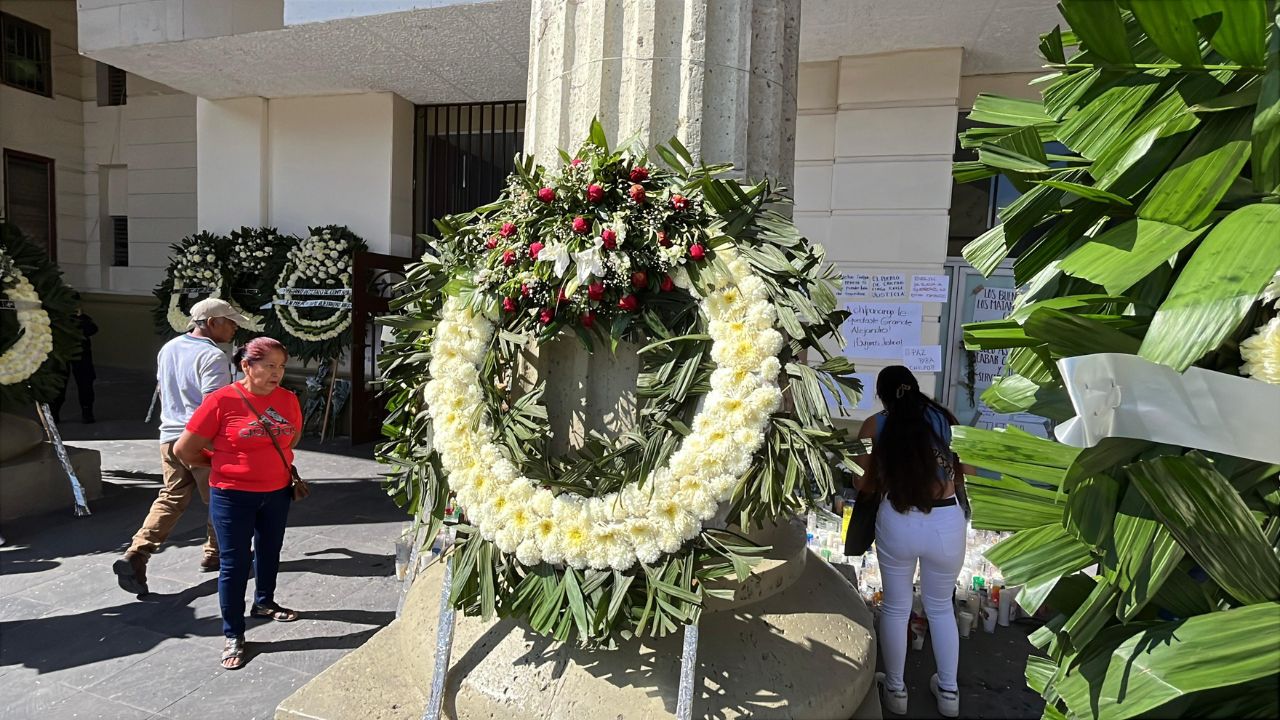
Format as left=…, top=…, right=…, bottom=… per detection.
left=485, top=236, right=499, bottom=250
left=671, top=194, right=688, bottom=211
left=572, top=216, right=590, bottom=234
left=601, top=228, right=617, bottom=249
left=539, top=307, right=555, bottom=324
left=571, top=158, right=582, bottom=166
left=629, top=183, right=646, bottom=203
left=537, top=187, right=555, bottom=203
left=629, top=166, right=649, bottom=182
left=520, top=284, right=530, bottom=297
left=502, top=249, right=517, bottom=266
left=500, top=222, right=517, bottom=237
left=588, top=282, right=605, bottom=301
left=580, top=311, right=595, bottom=328
left=618, top=294, right=639, bottom=312
left=587, top=184, right=605, bottom=203
left=689, top=244, right=705, bottom=261
left=631, top=271, right=648, bottom=289
left=660, top=275, right=675, bottom=292
left=657, top=230, right=671, bottom=247
left=502, top=297, right=516, bottom=312
left=529, top=241, right=544, bottom=259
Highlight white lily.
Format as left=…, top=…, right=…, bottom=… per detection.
left=537, top=242, right=572, bottom=278
left=573, top=237, right=605, bottom=285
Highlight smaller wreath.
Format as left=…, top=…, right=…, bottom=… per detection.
left=0, top=248, right=52, bottom=385
left=153, top=231, right=227, bottom=335
left=0, top=222, right=81, bottom=406
left=226, top=226, right=293, bottom=336
left=271, top=225, right=364, bottom=362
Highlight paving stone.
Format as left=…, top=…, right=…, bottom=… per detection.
left=0, top=613, right=170, bottom=690
left=0, top=675, right=80, bottom=720
left=43, top=688, right=154, bottom=720
left=0, top=595, right=57, bottom=625
left=85, top=639, right=227, bottom=714
left=158, top=658, right=311, bottom=720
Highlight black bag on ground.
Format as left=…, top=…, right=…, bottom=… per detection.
left=843, top=490, right=880, bottom=556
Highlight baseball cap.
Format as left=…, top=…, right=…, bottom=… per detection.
left=187, top=298, right=250, bottom=329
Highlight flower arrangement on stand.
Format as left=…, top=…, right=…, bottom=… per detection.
left=267, top=225, right=364, bottom=364
left=226, top=226, right=293, bottom=339
left=379, top=122, right=864, bottom=646
left=152, top=231, right=229, bottom=336
left=0, top=222, right=83, bottom=407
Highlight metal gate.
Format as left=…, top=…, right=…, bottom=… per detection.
left=413, top=101, right=525, bottom=253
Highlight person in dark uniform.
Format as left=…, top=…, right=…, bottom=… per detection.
left=54, top=293, right=99, bottom=424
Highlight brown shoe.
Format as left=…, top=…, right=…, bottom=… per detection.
left=112, top=551, right=149, bottom=595
left=200, top=555, right=220, bottom=572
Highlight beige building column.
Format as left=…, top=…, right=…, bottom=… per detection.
left=527, top=0, right=802, bottom=451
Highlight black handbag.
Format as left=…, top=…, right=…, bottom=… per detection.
left=843, top=489, right=880, bottom=556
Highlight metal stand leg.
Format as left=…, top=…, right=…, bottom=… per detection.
left=676, top=621, right=700, bottom=720
left=422, top=534, right=457, bottom=720
left=36, top=402, right=90, bottom=516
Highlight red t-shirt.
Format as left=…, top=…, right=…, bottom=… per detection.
left=186, top=383, right=302, bottom=492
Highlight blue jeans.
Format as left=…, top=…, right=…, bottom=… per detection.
left=209, top=486, right=291, bottom=638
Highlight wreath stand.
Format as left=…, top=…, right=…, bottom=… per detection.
left=34, top=402, right=91, bottom=516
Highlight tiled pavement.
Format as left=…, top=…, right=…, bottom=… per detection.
left=0, top=438, right=407, bottom=720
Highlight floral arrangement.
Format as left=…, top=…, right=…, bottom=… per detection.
left=379, top=123, right=863, bottom=645
left=225, top=226, right=293, bottom=336
left=152, top=231, right=228, bottom=335
left=0, top=222, right=82, bottom=406
left=268, top=225, right=364, bottom=363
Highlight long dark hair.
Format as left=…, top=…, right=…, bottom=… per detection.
left=870, top=365, right=959, bottom=513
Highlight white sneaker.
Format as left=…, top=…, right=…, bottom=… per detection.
left=930, top=673, right=960, bottom=718
left=875, top=672, right=908, bottom=715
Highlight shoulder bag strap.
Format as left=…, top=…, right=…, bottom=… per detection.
left=232, top=383, right=293, bottom=476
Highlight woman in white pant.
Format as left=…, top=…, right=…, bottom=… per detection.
left=854, top=366, right=970, bottom=718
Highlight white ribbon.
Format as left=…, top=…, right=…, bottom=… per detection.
left=1055, top=353, right=1280, bottom=464
left=276, top=287, right=352, bottom=296
left=274, top=298, right=353, bottom=309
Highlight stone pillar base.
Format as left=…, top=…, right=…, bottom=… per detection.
left=277, top=525, right=879, bottom=720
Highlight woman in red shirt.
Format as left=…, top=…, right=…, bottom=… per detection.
left=175, top=336, right=302, bottom=670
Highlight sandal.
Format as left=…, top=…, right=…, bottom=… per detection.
left=221, top=636, right=246, bottom=670
left=250, top=602, right=299, bottom=622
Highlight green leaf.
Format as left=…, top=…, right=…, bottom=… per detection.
left=1064, top=473, right=1120, bottom=550
left=1032, top=179, right=1131, bottom=206
left=981, top=374, right=1041, bottom=414
left=968, top=93, right=1054, bottom=127
left=588, top=118, right=609, bottom=151
left=962, top=224, right=1009, bottom=277
left=1137, top=109, right=1253, bottom=229
left=1138, top=204, right=1280, bottom=370
left=1126, top=453, right=1280, bottom=605
left=1252, top=7, right=1280, bottom=192
left=1022, top=307, right=1143, bottom=357
left=1056, top=75, right=1163, bottom=160
left=1060, top=578, right=1120, bottom=654
left=952, top=425, right=1081, bottom=488
left=1059, top=219, right=1205, bottom=295
left=978, top=145, right=1053, bottom=174
left=965, top=474, right=1067, bottom=531
left=1129, top=0, right=1206, bottom=67
left=1058, top=0, right=1132, bottom=65
left=1192, top=0, right=1268, bottom=68
left=985, top=523, right=1097, bottom=587
left=1056, top=602, right=1280, bottom=720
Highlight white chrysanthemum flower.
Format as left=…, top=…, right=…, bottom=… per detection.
left=1240, top=316, right=1280, bottom=384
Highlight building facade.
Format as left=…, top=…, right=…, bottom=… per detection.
left=2, top=0, right=1057, bottom=428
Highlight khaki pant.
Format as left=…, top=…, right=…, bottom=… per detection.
left=127, top=442, right=219, bottom=559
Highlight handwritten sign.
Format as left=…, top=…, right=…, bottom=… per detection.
left=840, top=273, right=870, bottom=298
left=843, top=302, right=922, bottom=359
left=973, top=286, right=1017, bottom=322
left=871, top=274, right=906, bottom=298
left=910, top=274, right=950, bottom=302
left=903, top=345, right=942, bottom=372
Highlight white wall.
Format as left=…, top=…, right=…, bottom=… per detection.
left=196, top=96, right=268, bottom=233
left=0, top=0, right=90, bottom=271
left=796, top=48, right=962, bottom=413
left=77, top=0, right=283, bottom=52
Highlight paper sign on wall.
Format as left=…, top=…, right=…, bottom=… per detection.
left=972, top=286, right=1017, bottom=322
left=910, top=275, right=950, bottom=302
left=841, top=273, right=870, bottom=298
left=843, top=302, right=923, bottom=359
left=871, top=274, right=906, bottom=298
left=903, top=345, right=942, bottom=372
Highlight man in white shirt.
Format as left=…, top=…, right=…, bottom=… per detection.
left=113, top=298, right=246, bottom=595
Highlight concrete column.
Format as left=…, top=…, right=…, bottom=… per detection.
left=526, top=0, right=800, bottom=451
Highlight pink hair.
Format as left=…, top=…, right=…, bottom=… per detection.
left=239, top=336, right=288, bottom=365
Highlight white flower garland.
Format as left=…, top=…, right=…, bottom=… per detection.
left=1240, top=316, right=1280, bottom=385
left=166, top=282, right=222, bottom=333
left=274, top=231, right=354, bottom=342
left=0, top=264, right=53, bottom=385
left=424, top=249, right=784, bottom=571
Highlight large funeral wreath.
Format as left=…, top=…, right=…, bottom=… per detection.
left=265, top=225, right=365, bottom=363
left=379, top=123, right=863, bottom=645
left=0, top=222, right=83, bottom=406
left=152, top=231, right=230, bottom=336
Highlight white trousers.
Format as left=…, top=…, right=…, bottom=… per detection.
left=875, top=500, right=967, bottom=692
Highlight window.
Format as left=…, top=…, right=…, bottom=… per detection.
left=97, top=62, right=126, bottom=106
left=1, top=12, right=52, bottom=97
left=413, top=102, right=525, bottom=254
left=111, top=216, right=129, bottom=266
left=3, top=149, right=56, bottom=259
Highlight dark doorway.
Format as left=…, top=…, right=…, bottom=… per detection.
left=3, top=148, right=56, bottom=259
left=413, top=102, right=525, bottom=254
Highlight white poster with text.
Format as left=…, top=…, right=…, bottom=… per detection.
left=843, top=302, right=922, bottom=359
